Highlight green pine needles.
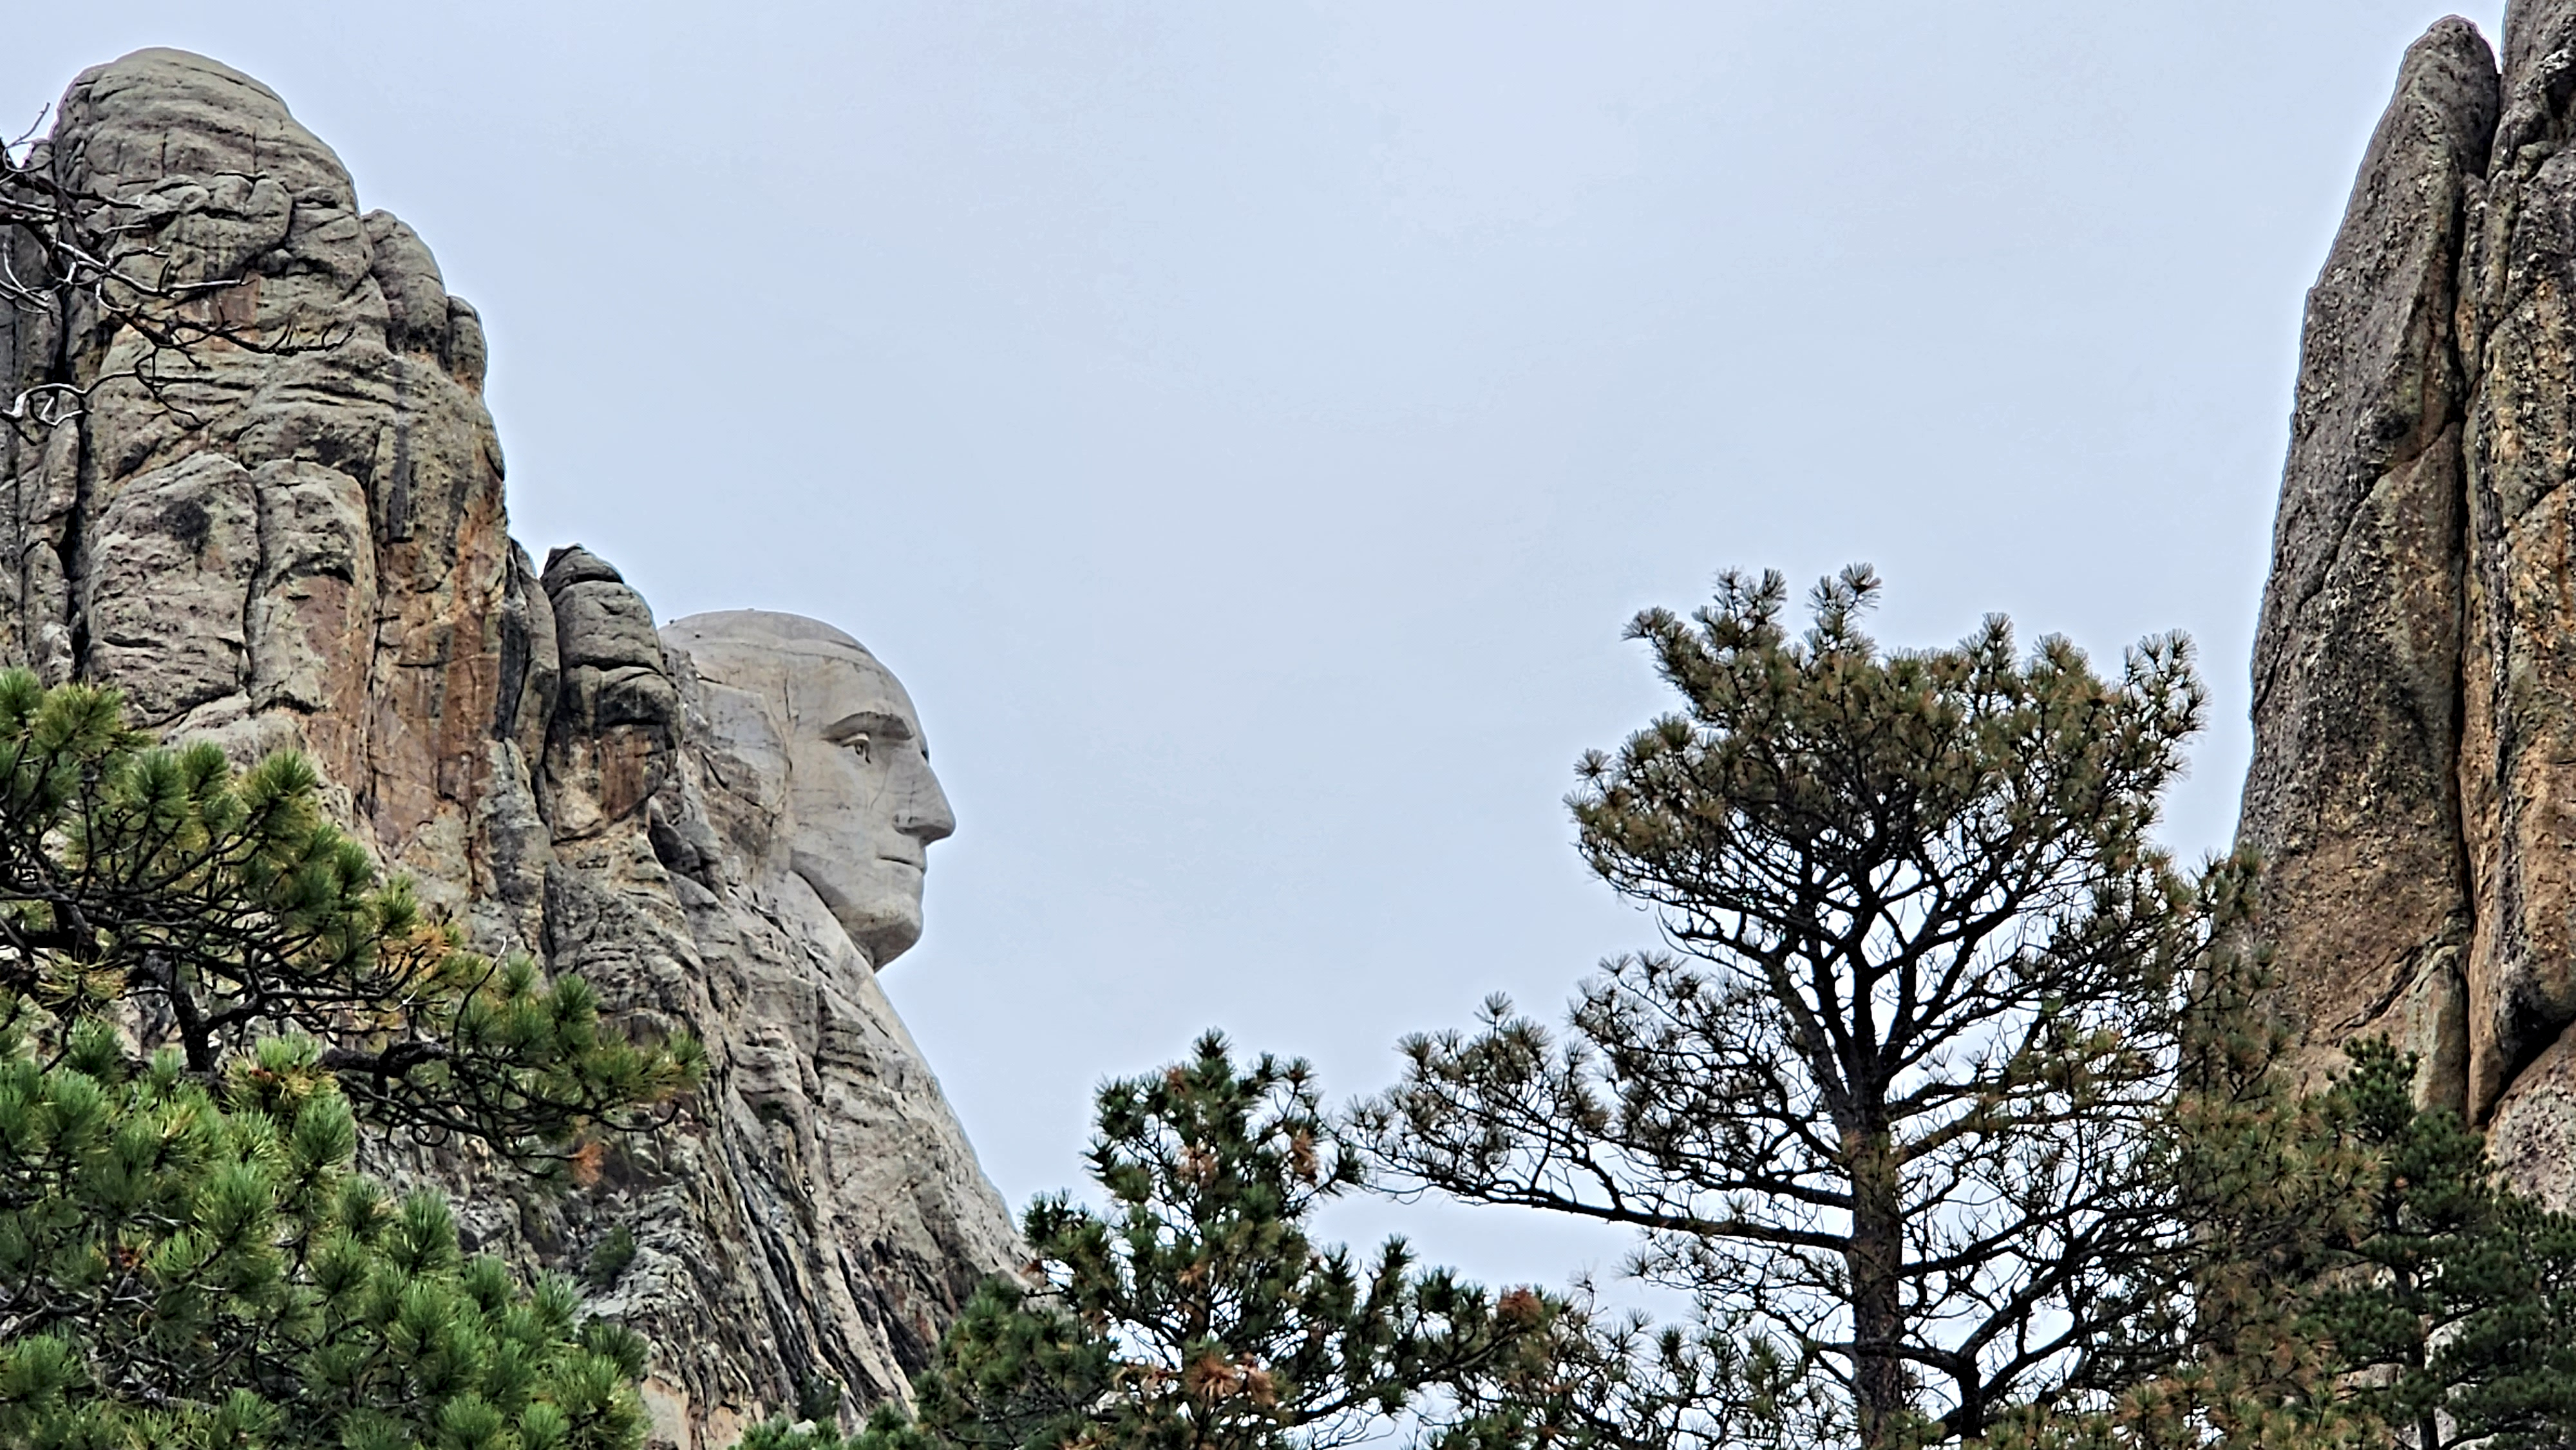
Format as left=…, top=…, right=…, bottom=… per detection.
left=726, top=566, right=2576, bottom=1450
left=755, top=1032, right=1562, bottom=1450
left=2298, top=1042, right=2576, bottom=1450
left=1361, top=566, right=2226, bottom=1448
left=0, top=1028, right=650, bottom=1449
left=0, top=672, right=696, bottom=1446
left=0, top=672, right=699, bottom=1154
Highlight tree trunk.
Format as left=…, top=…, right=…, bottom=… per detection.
left=1948, top=1365, right=1986, bottom=1445
left=153, top=952, right=215, bottom=1073
left=1848, top=1125, right=1908, bottom=1450
left=2411, top=1322, right=2438, bottom=1450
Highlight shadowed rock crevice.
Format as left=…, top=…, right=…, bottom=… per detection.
left=0, top=48, right=1019, bottom=1448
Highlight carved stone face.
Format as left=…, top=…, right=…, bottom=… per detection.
left=779, top=640, right=955, bottom=963
left=664, top=610, right=956, bottom=966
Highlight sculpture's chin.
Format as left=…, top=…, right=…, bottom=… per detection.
left=855, top=910, right=925, bottom=968
left=790, top=854, right=925, bottom=970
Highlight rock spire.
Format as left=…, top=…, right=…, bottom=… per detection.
left=2245, top=4, right=2576, bottom=1200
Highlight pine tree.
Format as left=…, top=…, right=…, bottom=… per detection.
left=0, top=672, right=696, bottom=1444
left=0, top=1027, right=652, bottom=1449
left=757, top=1033, right=1561, bottom=1450
left=1991, top=1040, right=2576, bottom=1450
left=0, top=670, right=698, bottom=1151
left=1359, top=567, right=2235, bottom=1448
left=2295, top=1042, right=2576, bottom=1450
left=1976, top=999, right=2381, bottom=1450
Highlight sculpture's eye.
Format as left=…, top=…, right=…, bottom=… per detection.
left=848, top=735, right=872, bottom=764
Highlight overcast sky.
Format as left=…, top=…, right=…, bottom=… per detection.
left=4, top=2, right=2513, bottom=1297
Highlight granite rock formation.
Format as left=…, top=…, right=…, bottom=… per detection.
left=2242, top=3, right=2576, bottom=1204
left=0, top=48, right=1019, bottom=1447
left=2240, top=17, right=2493, bottom=1121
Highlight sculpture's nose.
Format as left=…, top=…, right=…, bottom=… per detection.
left=896, top=757, right=956, bottom=846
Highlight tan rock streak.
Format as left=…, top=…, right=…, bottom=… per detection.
left=2459, top=0, right=2576, bottom=1122
left=0, top=49, right=1018, bottom=1447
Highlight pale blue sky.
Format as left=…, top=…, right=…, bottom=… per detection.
left=5, top=1, right=2511, bottom=1295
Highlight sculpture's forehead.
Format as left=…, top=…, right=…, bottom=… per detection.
left=777, top=643, right=921, bottom=731
left=664, top=610, right=926, bottom=734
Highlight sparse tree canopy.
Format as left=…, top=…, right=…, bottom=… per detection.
left=775, top=1032, right=1560, bottom=1450
left=1361, top=566, right=2231, bottom=1448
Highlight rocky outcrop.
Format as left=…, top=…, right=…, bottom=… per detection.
left=0, top=50, right=518, bottom=934
left=2244, top=3, right=2576, bottom=1202
left=2242, top=18, right=2495, bottom=1118
left=0, top=48, right=1018, bottom=1445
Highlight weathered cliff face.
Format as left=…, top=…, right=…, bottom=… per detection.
left=0, top=48, right=1019, bottom=1447
left=2244, top=3, right=2576, bottom=1203
left=2241, top=17, right=2494, bottom=1121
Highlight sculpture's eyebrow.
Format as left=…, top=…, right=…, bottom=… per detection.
left=821, top=710, right=914, bottom=744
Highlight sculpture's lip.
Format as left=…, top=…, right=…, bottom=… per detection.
left=877, top=854, right=925, bottom=871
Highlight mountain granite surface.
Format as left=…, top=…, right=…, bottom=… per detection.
left=0, top=48, right=1020, bottom=1449
left=2246, top=1, right=2576, bottom=1203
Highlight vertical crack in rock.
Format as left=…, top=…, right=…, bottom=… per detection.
left=0, top=48, right=1022, bottom=1447
left=2457, top=0, right=2576, bottom=1200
